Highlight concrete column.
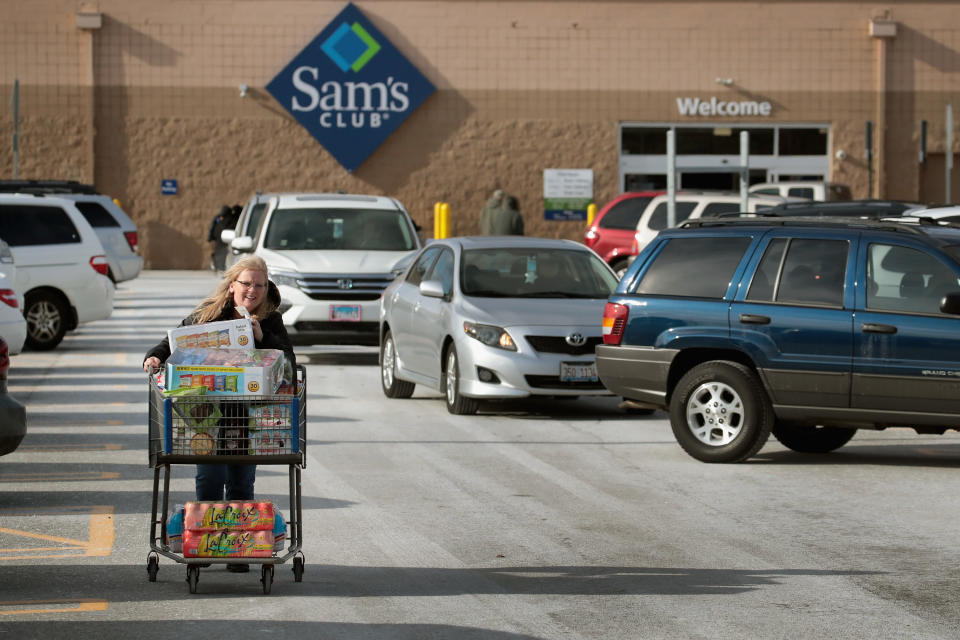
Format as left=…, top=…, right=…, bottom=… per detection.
left=870, top=17, right=897, bottom=200
left=77, top=8, right=102, bottom=185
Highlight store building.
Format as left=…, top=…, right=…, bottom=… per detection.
left=1, top=1, right=958, bottom=268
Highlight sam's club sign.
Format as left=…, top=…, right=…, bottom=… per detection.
left=266, top=3, right=435, bottom=172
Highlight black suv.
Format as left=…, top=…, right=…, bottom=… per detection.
left=597, top=217, right=960, bottom=463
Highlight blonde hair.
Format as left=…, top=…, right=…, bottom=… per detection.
left=193, top=255, right=275, bottom=323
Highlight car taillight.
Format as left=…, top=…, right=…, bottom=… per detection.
left=630, top=234, right=639, bottom=255
left=0, top=289, right=18, bottom=309
left=90, top=255, right=109, bottom=276
left=584, top=228, right=597, bottom=246
left=602, top=302, right=628, bottom=345
left=124, top=230, right=139, bottom=253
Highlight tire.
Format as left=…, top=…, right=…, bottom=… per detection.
left=24, top=291, right=68, bottom=350
left=669, top=360, right=773, bottom=463
left=443, top=344, right=478, bottom=415
left=380, top=331, right=415, bottom=398
left=772, top=422, right=856, bottom=453
left=611, top=258, right=631, bottom=279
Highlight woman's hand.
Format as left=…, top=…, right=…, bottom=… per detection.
left=143, top=356, right=161, bottom=372
left=250, top=317, right=263, bottom=342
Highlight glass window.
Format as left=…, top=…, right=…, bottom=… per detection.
left=675, top=127, right=774, bottom=155
left=406, top=247, right=442, bottom=286
left=776, top=239, right=848, bottom=306
left=647, top=202, right=697, bottom=231
left=778, top=128, right=828, bottom=156
left=74, top=202, right=120, bottom=228
left=598, top=196, right=655, bottom=230
left=701, top=202, right=741, bottom=217
left=751, top=187, right=780, bottom=196
left=867, top=244, right=960, bottom=314
left=461, top=248, right=617, bottom=298
left=786, top=187, right=815, bottom=199
left=427, top=248, right=455, bottom=296
left=621, top=127, right=669, bottom=154
left=247, top=203, right=268, bottom=238
left=746, top=238, right=787, bottom=301
left=264, top=208, right=415, bottom=251
left=635, top=236, right=752, bottom=298
left=0, top=205, right=81, bottom=246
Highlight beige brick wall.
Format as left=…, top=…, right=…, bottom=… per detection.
left=1, top=1, right=959, bottom=267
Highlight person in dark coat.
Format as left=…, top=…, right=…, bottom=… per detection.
left=490, top=195, right=525, bottom=236
left=480, top=189, right=504, bottom=235
left=208, top=205, right=234, bottom=272
left=142, top=255, right=295, bottom=572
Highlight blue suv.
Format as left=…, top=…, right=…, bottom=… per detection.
left=597, top=217, right=960, bottom=463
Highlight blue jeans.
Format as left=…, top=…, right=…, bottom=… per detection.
left=195, top=464, right=256, bottom=501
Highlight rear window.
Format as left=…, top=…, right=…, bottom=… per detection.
left=0, top=204, right=82, bottom=246
left=263, top=207, right=415, bottom=251
left=701, top=202, right=740, bottom=217
left=598, top=197, right=654, bottom=230
left=635, top=236, right=751, bottom=298
left=647, top=202, right=697, bottom=230
left=74, top=201, right=121, bottom=228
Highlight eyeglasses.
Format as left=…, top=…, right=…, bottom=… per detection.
left=235, top=279, right=266, bottom=291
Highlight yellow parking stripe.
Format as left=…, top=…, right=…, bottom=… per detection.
left=0, top=506, right=114, bottom=560
left=0, top=527, right=88, bottom=547
left=0, top=472, right=120, bottom=482
left=0, top=599, right=108, bottom=615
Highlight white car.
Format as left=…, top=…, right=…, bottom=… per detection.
left=221, top=191, right=281, bottom=273
left=379, top=237, right=619, bottom=414
left=0, top=194, right=114, bottom=350
left=896, top=205, right=960, bottom=224
left=230, top=193, right=421, bottom=345
left=0, top=239, right=26, bottom=354
left=57, top=193, right=142, bottom=283
left=749, top=180, right=852, bottom=201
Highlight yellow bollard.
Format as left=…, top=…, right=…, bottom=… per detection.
left=440, top=202, right=451, bottom=239
left=433, top=201, right=442, bottom=239
left=587, top=203, right=597, bottom=226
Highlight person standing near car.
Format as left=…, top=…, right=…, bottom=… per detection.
left=490, top=194, right=524, bottom=236
left=142, top=256, right=295, bottom=572
left=480, top=188, right=504, bottom=235
left=208, top=205, right=232, bottom=272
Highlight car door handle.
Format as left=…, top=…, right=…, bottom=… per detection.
left=862, top=322, right=897, bottom=334
left=739, top=314, right=771, bottom=325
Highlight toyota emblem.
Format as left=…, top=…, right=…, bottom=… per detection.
left=565, top=333, right=586, bottom=347
left=337, top=279, right=354, bottom=290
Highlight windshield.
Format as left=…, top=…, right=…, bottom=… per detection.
left=461, top=248, right=618, bottom=298
left=263, top=207, right=415, bottom=251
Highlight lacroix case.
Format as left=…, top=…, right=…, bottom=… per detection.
left=182, top=529, right=274, bottom=558
left=184, top=500, right=275, bottom=531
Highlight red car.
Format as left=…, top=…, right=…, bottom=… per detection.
left=584, top=191, right=662, bottom=277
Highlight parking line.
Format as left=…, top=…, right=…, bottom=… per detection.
left=0, top=599, right=109, bottom=615
left=0, top=472, right=120, bottom=482
left=0, top=506, right=114, bottom=560
left=17, top=444, right=123, bottom=452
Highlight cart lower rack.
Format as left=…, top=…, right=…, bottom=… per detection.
left=146, top=365, right=307, bottom=594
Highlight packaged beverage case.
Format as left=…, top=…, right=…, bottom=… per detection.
left=168, top=318, right=254, bottom=354
left=272, top=511, right=287, bottom=552
left=184, top=500, right=275, bottom=531
left=182, top=529, right=274, bottom=558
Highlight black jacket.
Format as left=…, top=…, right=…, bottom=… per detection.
left=144, top=305, right=296, bottom=371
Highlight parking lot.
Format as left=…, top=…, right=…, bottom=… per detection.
left=1, top=270, right=959, bottom=638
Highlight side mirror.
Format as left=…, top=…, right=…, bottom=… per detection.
left=939, top=291, right=960, bottom=315
left=220, top=229, right=236, bottom=244
left=419, top=280, right=445, bottom=299
left=231, top=236, right=254, bottom=252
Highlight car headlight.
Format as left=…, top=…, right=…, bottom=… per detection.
left=463, top=322, right=516, bottom=351
left=270, top=271, right=301, bottom=289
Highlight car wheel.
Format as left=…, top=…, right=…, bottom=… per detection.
left=772, top=422, right=856, bottom=453
left=380, top=331, right=415, bottom=398
left=611, top=258, right=630, bottom=279
left=443, top=344, right=478, bottom=415
left=669, top=361, right=773, bottom=463
left=24, top=291, right=68, bottom=351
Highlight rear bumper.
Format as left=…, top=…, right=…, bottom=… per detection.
left=595, top=344, right=676, bottom=407
left=0, top=393, right=26, bottom=456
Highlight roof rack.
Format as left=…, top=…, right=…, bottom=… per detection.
left=0, top=180, right=100, bottom=195
left=681, top=216, right=927, bottom=236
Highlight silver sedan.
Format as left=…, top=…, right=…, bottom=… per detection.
left=379, top=236, right=619, bottom=414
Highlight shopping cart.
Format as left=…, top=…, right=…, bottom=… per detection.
left=146, top=365, right=307, bottom=594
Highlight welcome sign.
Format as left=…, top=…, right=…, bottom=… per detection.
left=266, top=3, right=435, bottom=172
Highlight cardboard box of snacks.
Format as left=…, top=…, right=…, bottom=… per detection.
left=167, top=318, right=254, bottom=353
left=164, top=348, right=285, bottom=396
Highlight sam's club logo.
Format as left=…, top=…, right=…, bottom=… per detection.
left=266, top=2, right=435, bottom=172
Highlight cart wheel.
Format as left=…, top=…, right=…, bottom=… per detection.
left=261, top=564, right=274, bottom=594
left=147, top=556, right=159, bottom=582
left=292, top=556, right=304, bottom=582
left=187, top=565, right=199, bottom=594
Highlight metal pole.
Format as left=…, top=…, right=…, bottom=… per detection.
left=12, top=79, right=19, bottom=179
left=666, top=129, right=676, bottom=227
left=740, top=131, right=749, bottom=211
left=946, top=104, right=953, bottom=204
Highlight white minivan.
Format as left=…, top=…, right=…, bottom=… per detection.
left=229, top=193, right=422, bottom=346
left=749, top=181, right=852, bottom=202
left=630, top=191, right=792, bottom=256
left=0, top=194, right=114, bottom=350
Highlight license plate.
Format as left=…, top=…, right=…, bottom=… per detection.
left=329, top=304, right=361, bottom=322
left=560, top=361, right=597, bottom=382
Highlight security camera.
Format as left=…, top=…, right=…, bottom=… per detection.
left=835, top=149, right=847, bottom=160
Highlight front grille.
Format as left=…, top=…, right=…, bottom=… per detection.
left=525, top=335, right=602, bottom=356
left=296, top=273, right=393, bottom=301
left=294, top=321, right=378, bottom=333
left=524, top=375, right=606, bottom=390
